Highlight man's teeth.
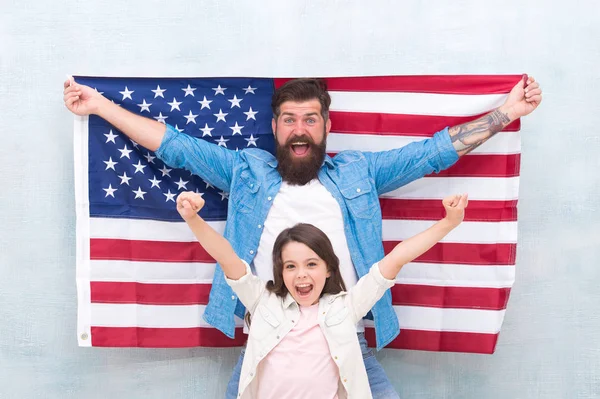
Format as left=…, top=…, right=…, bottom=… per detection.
left=292, top=142, right=308, bottom=146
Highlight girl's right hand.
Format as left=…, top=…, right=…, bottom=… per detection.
left=442, top=194, right=468, bottom=227
left=176, top=191, right=206, bottom=222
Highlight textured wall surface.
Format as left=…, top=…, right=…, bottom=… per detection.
left=1, top=1, right=598, bottom=398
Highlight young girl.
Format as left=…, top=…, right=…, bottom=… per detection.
left=176, top=191, right=468, bottom=399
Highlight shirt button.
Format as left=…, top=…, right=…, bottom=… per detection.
left=344, top=378, right=348, bottom=382
left=231, top=295, right=236, bottom=300
left=249, top=250, right=254, bottom=254
left=322, top=312, right=326, bottom=315
left=250, top=184, right=254, bottom=188
left=267, top=196, right=272, bottom=201
left=250, top=372, right=254, bottom=376
left=257, top=224, right=262, bottom=228
left=334, top=356, right=338, bottom=360
left=356, top=188, right=361, bottom=193
left=276, top=335, right=280, bottom=340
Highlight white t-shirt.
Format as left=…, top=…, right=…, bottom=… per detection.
left=249, top=179, right=364, bottom=332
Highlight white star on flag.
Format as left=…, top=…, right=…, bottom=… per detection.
left=118, top=145, right=133, bottom=159
left=118, top=172, right=132, bottom=186
left=243, top=107, right=258, bottom=121
left=167, top=98, right=183, bottom=111
left=159, top=165, right=172, bottom=177
left=182, top=85, right=197, bottom=97
left=228, top=95, right=242, bottom=108
left=163, top=190, right=176, bottom=202
left=175, top=178, right=189, bottom=190
left=230, top=122, right=244, bottom=135
left=119, top=86, right=134, bottom=100
left=151, top=85, right=166, bottom=98
left=244, top=134, right=259, bottom=147
left=154, top=112, right=168, bottom=123
left=214, top=109, right=228, bottom=122
left=133, top=187, right=147, bottom=200
left=198, top=96, right=212, bottom=110
left=104, top=129, right=118, bottom=143
left=103, top=157, right=117, bottom=171
left=148, top=176, right=162, bottom=188
left=215, top=136, right=229, bottom=147
left=137, top=99, right=152, bottom=113
left=212, top=85, right=226, bottom=95
left=200, top=123, right=214, bottom=137
left=144, top=153, right=156, bottom=164
left=185, top=111, right=199, bottom=124
left=103, top=184, right=117, bottom=197
left=243, top=85, right=257, bottom=94
left=133, top=161, right=147, bottom=174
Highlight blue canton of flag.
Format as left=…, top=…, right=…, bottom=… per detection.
left=75, top=77, right=275, bottom=222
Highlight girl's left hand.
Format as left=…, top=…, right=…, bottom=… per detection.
left=442, top=194, right=468, bottom=227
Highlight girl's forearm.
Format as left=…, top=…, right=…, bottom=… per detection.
left=378, top=218, right=457, bottom=280
left=185, top=215, right=246, bottom=280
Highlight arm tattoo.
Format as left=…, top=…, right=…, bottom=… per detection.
left=449, top=109, right=511, bottom=156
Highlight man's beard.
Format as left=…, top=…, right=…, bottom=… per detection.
left=275, top=132, right=327, bottom=186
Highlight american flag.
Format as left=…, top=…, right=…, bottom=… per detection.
left=73, top=75, right=522, bottom=354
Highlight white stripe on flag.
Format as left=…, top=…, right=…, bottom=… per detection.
left=327, top=131, right=521, bottom=155
left=329, top=91, right=507, bottom=116
left=90, top=218, right=515, bottom=244
left=91, top=303, right=503, bottom=334
left=382, top=177, right=520, bottom=200
left=89, top=259, right=515, bottom=288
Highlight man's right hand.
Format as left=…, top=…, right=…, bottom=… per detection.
left=63, top=77, right=106, bottom=116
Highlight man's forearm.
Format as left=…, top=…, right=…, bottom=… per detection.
left=449, top=106, right=515, bottom=157
left=95, top=98, right=166, bottom=152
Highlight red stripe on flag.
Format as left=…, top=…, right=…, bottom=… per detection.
left=90, top=238, right=214, bottom=263
left=364, top=328, right=499, bottom=354
left=92, top=239, right=515, bottom=265
left=429, top=154, right=520, bottom=178
left=91, top=325, right=498, bottom=353
left=325, top=154, right=521, bottom=178
left=91, top=282, right=212, bottom=305
left=90, top=282, right=510, bottom=310
left=384, top=242, right=516, bottom=265
left=329, top=111, right=520, bottom=135
left=274, top=75, right=522, bottom=94
left=390, top=285, right=511, bottom=310
left=380, top=199, right=518, bottom=222
left=91, top=326, right=247, bottom=347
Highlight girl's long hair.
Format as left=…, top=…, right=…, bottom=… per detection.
left=266, top=223, right=346, bottom=297
left=245, top=223, right=346, bottom=328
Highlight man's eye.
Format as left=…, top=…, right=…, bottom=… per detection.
left=284, top=118, right=293, bottom=123
left=306, top=119, right=315, bottom=124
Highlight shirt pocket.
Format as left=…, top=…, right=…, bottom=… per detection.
left=340, top=183, right=377, bottom=220
left=249, top=305, right=281, bottom=340
left=325, top=307, right=356, bottom=344
left=232, top=169, right=260, bottom=214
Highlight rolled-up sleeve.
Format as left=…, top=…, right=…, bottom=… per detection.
left=155, top=124, right=239, bottom=192
left=225, top=260, right=266, bottom=314
left=366, top=127, right=459, bottom=195
left=346, top=263, right=396, bottom=324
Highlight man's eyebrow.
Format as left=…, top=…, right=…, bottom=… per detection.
left=280, top=111, right=319, bottom=117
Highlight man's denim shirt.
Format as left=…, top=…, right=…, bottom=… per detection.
left=156, top=124, right=458, bottom=350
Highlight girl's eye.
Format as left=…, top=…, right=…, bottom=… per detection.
left=307, top=262, right=317, bottom=267
left=285, top=264, right=295, bottom=269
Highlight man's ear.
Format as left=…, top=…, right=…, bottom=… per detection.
left=325, top=118, right=331, bottom=137
left=272, top=118, right=276, bottom=137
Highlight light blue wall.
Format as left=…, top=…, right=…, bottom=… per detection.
left=1, top=1, right=598, bottom=398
